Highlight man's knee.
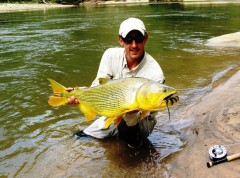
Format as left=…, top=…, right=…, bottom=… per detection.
left=118, top=119, right=143, bottom=148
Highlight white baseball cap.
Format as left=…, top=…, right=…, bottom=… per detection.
left=119, top=18, right=146, bottom=38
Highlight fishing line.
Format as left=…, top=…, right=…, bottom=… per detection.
left=222, top=142, right=240, bottom=147
left=166, top=101, right=171, bottom=120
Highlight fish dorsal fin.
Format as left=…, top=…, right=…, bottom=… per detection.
left=98, top=78, right=111, bottom=85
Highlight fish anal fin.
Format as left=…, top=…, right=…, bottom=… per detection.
left=114, top=116, right=123, bottom=127
left=78, top=104, right=96, bottom=122
left=48, top=96, right=68, bottom=106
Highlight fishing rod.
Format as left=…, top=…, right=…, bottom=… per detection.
left=207, top=145, right=240, bottom=168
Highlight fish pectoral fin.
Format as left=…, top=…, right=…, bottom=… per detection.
left=103, top=117, right=115, bottom=129
left=78, top=104, right=96, bottom=122
left=98, top=77, right=111, bottom=85
left=48, top=96, right=68, bottom=106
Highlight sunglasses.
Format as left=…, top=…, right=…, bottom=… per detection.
left=121, top=35, right=146, bottom=44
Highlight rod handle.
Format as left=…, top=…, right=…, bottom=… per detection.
left=207, top=152, right=240, bottom=168
left=227, top=152, right=240, bottom=161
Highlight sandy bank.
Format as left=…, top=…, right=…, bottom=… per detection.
left=169, top=70, right=240, bottom=177
left=206, top=32, right=240, bottom=47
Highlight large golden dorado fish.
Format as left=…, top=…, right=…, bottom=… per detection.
left=48, top=77, right=179, bottom=127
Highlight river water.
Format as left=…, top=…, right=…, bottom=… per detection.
left=0, top=2, right=240, bottom=177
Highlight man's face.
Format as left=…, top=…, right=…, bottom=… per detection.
left=119, top=30, right=148, bottom=62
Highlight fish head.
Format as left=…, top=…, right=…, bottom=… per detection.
left=137, top=82, right=177, bottom=110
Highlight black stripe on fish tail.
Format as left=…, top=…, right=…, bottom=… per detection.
left=53, top=93, right=63, bottom=97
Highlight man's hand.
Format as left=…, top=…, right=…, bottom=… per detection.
left=66, top=87, right=74, bottom=92
left=66, top=87, right=79, bottom=104
left=67, top=96, right=79, bottom=104
left=123, top=110, right=142, bottom=126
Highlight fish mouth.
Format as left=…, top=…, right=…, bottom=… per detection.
left=163, top=94, right=179, bottom=105
left=163, top=89, right=177, bottom=101
left=164, top=94, right=174, bottom=100
left=162, top=94, right=179, bottom=121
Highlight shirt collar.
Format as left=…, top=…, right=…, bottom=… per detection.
left=122, top=51, right=146, bottom=71
left=122, top=54, right=128, bottom=69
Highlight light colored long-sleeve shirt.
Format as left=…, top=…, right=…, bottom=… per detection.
left=83, top=47, right=165, bottom=139
left=91, top=47, right=165, bottom=87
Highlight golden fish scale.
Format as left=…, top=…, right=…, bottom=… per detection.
left=74, top=78, right=147, bottom=116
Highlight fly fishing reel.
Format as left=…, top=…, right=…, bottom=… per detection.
left=208, top=145, right=227, bottom=161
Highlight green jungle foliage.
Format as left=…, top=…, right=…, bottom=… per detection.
left=0, top=0, right=82, bottom=4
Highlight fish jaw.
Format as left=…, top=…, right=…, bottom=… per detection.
left=136, top=82, right=177, bottom=111
left=158, top=95, right=179, bottom=110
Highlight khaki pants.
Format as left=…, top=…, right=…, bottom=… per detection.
left=83, top=114, right=157, bottom=141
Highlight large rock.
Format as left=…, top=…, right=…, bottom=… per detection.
left=206, top=32, right=240, bottom=47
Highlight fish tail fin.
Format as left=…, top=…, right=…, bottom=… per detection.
left=48, top=78, right=67, bottom=94
left=48, top=95, right=68, bottom=107
left=48, top=78, right=68, bottom=106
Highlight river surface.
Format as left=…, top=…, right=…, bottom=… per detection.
left=0, top=2, right=240, bottom=177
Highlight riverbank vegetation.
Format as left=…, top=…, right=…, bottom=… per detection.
left=0, top=0, right=184, bottom=5
left=0, top=0, right=82, bottom=4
